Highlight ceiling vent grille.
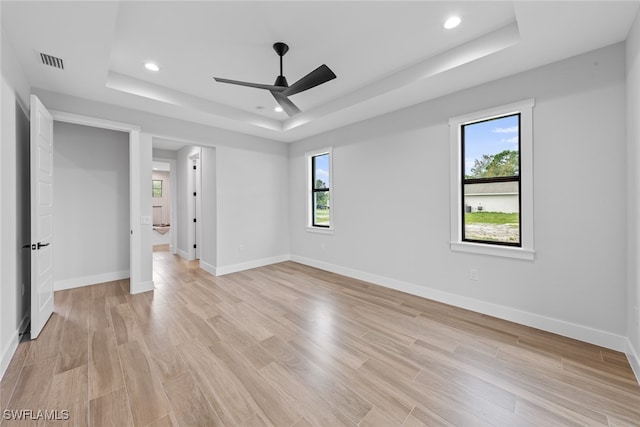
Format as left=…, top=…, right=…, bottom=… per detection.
left=40, top=53, right=64, bottom=70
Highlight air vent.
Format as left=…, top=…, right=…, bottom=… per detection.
left=40, top=53, right=64, bottom=70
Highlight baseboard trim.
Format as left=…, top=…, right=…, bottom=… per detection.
left=130, top=280, right=154, bottom=295
left=54, top=270, right=130, bottom=291
left=290, top=255, right=628, bottom=352
left=215, top=254, right=290, bottom=276
left=626, top=339, right=640, bottom=385
left=0, top=331, right=19, bottom=380
left=0, top=314, right=27, bottom=380
left=177, top=248, right=192, bottom=261
left=199, top=260, right=217, bottom=276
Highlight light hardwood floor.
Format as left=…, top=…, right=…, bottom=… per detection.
left=1, top=248, right=639, bottom=426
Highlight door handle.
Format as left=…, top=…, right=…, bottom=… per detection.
left=37, top=242, right=50, bottom=249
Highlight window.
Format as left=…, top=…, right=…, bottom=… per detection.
left=307, top=147, right=333, bottom=232
left=449, top=99, right=535, bottom=259
left=152, top=180, right=163, bottom=198
left=462, top=114, right=520, bottom=245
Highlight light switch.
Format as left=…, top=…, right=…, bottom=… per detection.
left=140, top=216, right=152, bottom=225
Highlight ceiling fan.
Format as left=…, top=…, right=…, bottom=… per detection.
left=213, top=42, right=336, bottom=117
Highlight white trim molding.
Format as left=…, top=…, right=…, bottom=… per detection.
left=215, top=254, right=290, bottom=276
left=0, top=314, right=28, bottom=380
left=177, top=248, right=193, bottom=261
left=627, top=339, right=640, bottom=385
left=290, top=254, right=628, bottom=352
left=199, top=260, right=217, bottom=277
left=131, top=280, right=154, bottom=295
left=449, top=99, right=535, bottom=260
left=54, top=270, right=130, bottom=291
left=0, top=331, right=19, bottom=380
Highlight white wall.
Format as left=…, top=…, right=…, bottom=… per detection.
left=215, top=145, right=290, bottom=274
left=0, top=28, right=30, bottom=377
left=200, top=147, right=217, bottom=274
left=53, top=122, right=130, bottom=289
left=464, top=194, right=518, bottom=214
left=290, top=43, right=628, bottom=350
left=626, top=10, right=640, bottom=378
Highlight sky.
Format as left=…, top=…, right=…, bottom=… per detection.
left=314, top=153, right=330, bottom=187
left=463, top=114, right=519, bottom=176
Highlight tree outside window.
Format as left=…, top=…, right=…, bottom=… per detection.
left=152, top=180, right=163, bottom=198
left=312, top=153, right=330, bottom=227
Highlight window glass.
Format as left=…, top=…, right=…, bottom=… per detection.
left=462, top=114, right=521, bottom=246
left=152, top=180, right=163, bottom=198
left=311, top=152, right=331, bottom=228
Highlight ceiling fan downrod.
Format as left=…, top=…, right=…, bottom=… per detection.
left=273, top=42, right=289, bottom=88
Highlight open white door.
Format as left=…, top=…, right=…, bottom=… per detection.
left=30, top=95, right=54, bottom=339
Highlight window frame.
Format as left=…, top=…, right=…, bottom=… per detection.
left=461, top=113, right=521, bottom=247
left=306, top=147, right=334, bottom=234
left=449, top=99, right=535, bottom=260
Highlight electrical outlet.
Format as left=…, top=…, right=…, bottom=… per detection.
left=470, top=269, right=479, bottom=281
left=238, top=244, right=245, bottom=252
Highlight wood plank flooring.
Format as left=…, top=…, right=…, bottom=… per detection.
left=1, top=248, right=639, bottom=426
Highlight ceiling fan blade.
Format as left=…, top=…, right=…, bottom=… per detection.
left=213, top=77, right=286, bottom=92
left=271, top=91, right=301, bottom=116
left=282, top=64, right=336, bottom=97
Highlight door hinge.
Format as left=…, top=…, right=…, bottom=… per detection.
left=193, top=192, right=196, bottom=196
left=193, top=165, right=197, bottom=170
left=193, top=218, right=197, bottom=223
left=193, top=244, right=197, bottom=249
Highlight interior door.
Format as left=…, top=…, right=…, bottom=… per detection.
left=30, top=95, right=54, bottom=339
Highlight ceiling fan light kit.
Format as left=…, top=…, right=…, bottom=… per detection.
left=214, top=42, right=336, bottom=117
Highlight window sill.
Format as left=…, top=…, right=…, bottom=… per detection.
left=306, top=226, right=334, bottom=235
left=450, top=241, right=535, bottom=260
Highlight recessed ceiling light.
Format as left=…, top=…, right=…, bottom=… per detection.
left=274, top=106, right=283, bottom=112
left=145, top=62, right=160, bottom=72
left=444, top=16, right=461, bottom=30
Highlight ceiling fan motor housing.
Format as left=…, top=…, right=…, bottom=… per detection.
left=274, top=75, right=289, bottom=87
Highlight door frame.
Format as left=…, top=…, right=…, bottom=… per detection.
left=49, top=111, right=146, bottom=294
left=190, top=152, right=202, bottom=260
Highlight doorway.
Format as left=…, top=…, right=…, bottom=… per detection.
left=149, top=142, right=216, bottom=280
left=152, top=160, right=172, bottom=252
left=48, top=109, right=148, bottom=294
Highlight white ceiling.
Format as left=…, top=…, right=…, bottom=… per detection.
left=2, top=1, right=638, bottom=144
